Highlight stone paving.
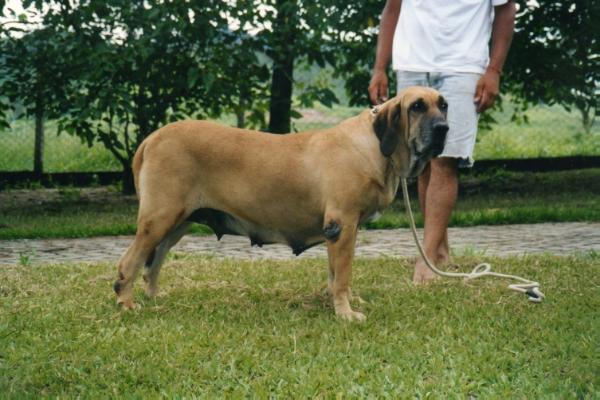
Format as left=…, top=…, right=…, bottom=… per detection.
left=0, top=222, right=598, bottom=266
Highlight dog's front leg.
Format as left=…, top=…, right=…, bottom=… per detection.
left=324, top=213, right=365, bottom=322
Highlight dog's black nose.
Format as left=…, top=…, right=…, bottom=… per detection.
left=431, top=143, right=445, bottom=157
left=431, top=121, right=448, bottom=156
left=433, top=122, right=449, bottom=136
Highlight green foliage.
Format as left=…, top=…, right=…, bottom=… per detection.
left=325, top=1, right=383, bottom=107
left=0, top=254, right=598, bottom=396
left=45, top=1, right=228, bottom=171
left=18, top=250, right=34, bottom=266
left=506, top=1, right=599, bottom=132
left=0, top=10, right=75, bottom=120
left=330, top=0, right=599, bottom=132
left=0, top=1, right=276, bottom=190
left=0, top=7, right=82, bottom=174
left=295, top=66, right=339, bottom=109
left=1, top=1, right=598, bottom=186
left=0, top=1, right=349, bottom=181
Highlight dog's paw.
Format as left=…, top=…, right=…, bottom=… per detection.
left=142, top=273, right=159, bottom=298
left=116, top=295, right=139, bottom=310
left=353, top=295, right=367, bottom=305
left=116, top=300, right=139, bottom=310
left=144, top=285, right=159, bottom=299
left=337, top=310, right=366, bottom=322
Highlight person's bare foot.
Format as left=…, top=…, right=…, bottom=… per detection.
left=412, top=258, right=440, bottom=284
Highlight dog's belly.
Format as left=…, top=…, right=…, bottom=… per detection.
left=186, top=208, right=325, bottom=255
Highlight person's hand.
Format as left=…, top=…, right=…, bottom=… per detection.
left=369, top=69, right=389, bottom=105
left=474, top=69, right=501, bottom=113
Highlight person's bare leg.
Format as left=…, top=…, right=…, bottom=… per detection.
left=418, top=162, right=450, bottom=260
left=417, top=163, right=430, bottom=217
left=413, top=157, right=457, bottom=284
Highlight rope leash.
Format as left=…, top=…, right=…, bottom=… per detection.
left=400, top=178, right=545, bottom=303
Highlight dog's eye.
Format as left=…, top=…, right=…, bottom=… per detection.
left=439, top=102, right=448, bottom=112
left=410, top=100, right=427, bottom=113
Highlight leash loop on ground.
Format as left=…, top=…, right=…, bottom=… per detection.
left=400, top=178, right=544, bottom=303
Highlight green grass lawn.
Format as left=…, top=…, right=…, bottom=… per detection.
left=0, top=254, right=598, bottom=397
left=1, top=169, right=598, bottom=240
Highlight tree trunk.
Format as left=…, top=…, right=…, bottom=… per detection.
left=268, top=0, right=296, bottom=134
left=122, top=162, right=135, bottom=195
left=236, top=97, right=246, bottom=128
left=33, top=108, right=44, bottom=177
left=268, top=56, right=294, bottom=133
left=579, top=106, right=595, bottom=134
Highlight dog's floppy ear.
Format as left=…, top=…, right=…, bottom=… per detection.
left=373, top=104, right=402, bottom=157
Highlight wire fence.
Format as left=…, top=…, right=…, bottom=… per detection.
left=1, top=103, right=599, bottom=173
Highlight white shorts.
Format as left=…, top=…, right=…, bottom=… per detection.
left=396, top=71, right=481, bottom=168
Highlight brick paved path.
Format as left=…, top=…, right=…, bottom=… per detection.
left=1, top=223, right=598, bottom=266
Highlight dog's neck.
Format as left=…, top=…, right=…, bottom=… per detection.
left=383, top=156, right=402, bottom=203
left=351, top=110, right=402, bottom=205
left=386, top=153, right=404, bottom=176
left=365, top=108, right=410, bottom=176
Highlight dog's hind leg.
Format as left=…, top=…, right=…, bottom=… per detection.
left=114, top=208, right=186, bottom=309
left=142, top=221, right=191, bottom=298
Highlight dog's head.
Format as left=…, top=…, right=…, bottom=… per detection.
left=372, top=86, right=449, bottom=178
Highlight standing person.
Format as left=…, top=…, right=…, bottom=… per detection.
left=369, top=0, right=516, bottom=283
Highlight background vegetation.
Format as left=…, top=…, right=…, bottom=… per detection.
left=1, top=0, right=598, bottom=192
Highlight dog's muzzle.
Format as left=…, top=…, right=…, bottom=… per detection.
left=430, top=121, right=449, bottom=157
left=406, top=120, right=450, bottom=178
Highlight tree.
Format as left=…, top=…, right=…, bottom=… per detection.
left=1, top=1, right=281, bottom=189
left=265, top=0, right=297, bottom=133
left=326, top=0, right=600, bottom=132
left=196, top=23, right=271, bottom=130
left=326, top=2, right=382, bottom=107
left=27, top=0, right=240, bottom=192
left=32, top=0, right=349, bottom=183
left=0, top=9, right=74, bottom=176
left=225, top=0, right=341, bottom=133
left=6, top=0, right=595, bottom=195
left=505, top=0, right=599, bottom=133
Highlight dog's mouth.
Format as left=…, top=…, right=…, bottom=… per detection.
left=406, top=136, right=442, bottom=178
left=403, top=120, right=448, bottom=177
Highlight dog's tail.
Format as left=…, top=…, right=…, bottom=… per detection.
left=132, top=140, right=147, bottom=198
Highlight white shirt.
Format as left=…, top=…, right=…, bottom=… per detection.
left=392, top=0, right=508, bottom=74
